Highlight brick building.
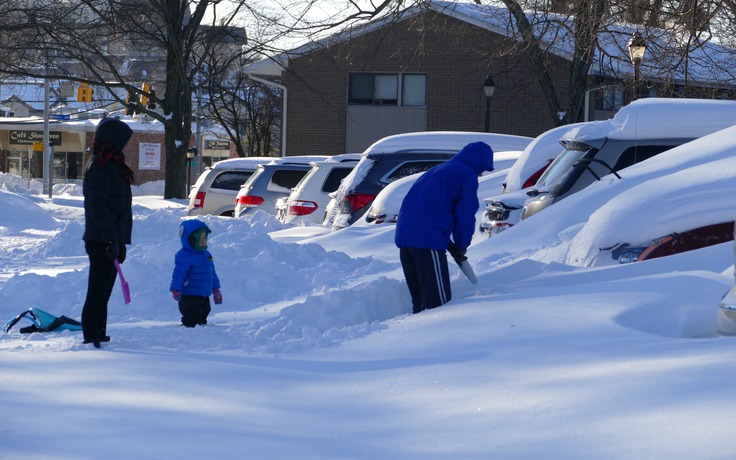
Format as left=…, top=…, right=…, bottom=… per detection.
left=244, top=4, right=575, bottom=156
left=0, top=116, right=235, bottom=185
left=244, top=1, right=736, bottom=157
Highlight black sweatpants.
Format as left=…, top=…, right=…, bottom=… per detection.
left=179, top=295, right=211, bottom=327
left=399, top=247, right=451, bottom=314
left=82, top=241, right=118, bottom=341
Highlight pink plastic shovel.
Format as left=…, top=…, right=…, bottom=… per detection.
left=113, top=259, right=131, bottom=304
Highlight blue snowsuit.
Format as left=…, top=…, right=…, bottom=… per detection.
left=170, top=220, right=221, bottom=326
left=394, top=141, right=494, bottom=313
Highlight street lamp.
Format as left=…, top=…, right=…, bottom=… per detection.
left=186, top=147, right=197, bottom=197
left=627, top=31, right=647, bottom=100
left=483, top=74, right=496, bottom=132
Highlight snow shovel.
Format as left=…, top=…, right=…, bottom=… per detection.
left=447, top=243, right=478, bottom=284
left=457, top=259, right=478, bottom=284
left=113, top=259, right=131, bottom=304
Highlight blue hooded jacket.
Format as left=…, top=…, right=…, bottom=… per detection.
left=394, top=142, right=494, bottom=251
left=169, top=220, right=221, bottom=297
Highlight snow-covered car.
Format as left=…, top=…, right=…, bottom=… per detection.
left=719, top=233, right=736, bottom=336
left=479, top=123, right=584, bottom=236
left=363, top=150, right=523, bottom=226
left=276, top=153, right=361, bottom=225
left=234, top=156, right=328, bottom=218
left=519, top=98, right=736, bottom=223
left=552, top=124, right=736, bottom=270
left=187, top=157, right=274, bottom=217
left=330, top=131, right=532, bottom=230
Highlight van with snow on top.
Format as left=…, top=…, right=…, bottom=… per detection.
left=519, top=98, right=736, bottom=222
left=330, top=131, right=532, bottom=230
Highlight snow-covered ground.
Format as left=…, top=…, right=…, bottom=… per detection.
left=2, top=122, right=736, bottom=460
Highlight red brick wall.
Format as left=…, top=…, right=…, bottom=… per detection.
left=83, top=131, right=168, bottom=184
left=83, top=130, right=238, bottom=185
left=284, top=12, right=572, bottom=155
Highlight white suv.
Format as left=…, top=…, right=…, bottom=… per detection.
left=187, top=157, right=273, bottom=217
left=233, top=156, right=329, bottom=218
left=276, top=153, right=361, bottom=225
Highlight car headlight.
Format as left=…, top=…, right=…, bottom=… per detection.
left=610, top=244, right=646, bottom=264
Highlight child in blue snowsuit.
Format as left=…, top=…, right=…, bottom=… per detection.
left=170, top=219, right=222, bottom=327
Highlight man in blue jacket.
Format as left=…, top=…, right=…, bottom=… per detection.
left=395, top=141, right=493, bottom=313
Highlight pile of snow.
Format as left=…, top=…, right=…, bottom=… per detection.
left=2, top=110, right=736, bottom=460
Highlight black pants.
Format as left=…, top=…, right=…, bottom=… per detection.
left=82, top=241, right=117, bottom=341
left=399, top=247, right=451, bottom=314
left=179, top=295, right=211, bottom=327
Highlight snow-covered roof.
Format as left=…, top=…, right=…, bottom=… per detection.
left=0, top=115, right=165, bottom=134
left=243, top=1, right=736, bottom=87
left=0, top=78, right=103, bottom=114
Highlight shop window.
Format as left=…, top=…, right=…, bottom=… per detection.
left=53, top=152, right=83, bottom=181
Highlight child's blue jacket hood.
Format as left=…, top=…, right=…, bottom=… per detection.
left=170, top=219, right=220, bottom=296
left=179, top=219, right=209, bottom=251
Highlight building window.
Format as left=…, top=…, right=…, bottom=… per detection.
left=402, top=74, right=426, bottom=106
left=348, top=73, right=426, bottom=106
left=596, top=86, right=624, bottom=112
left=53, top=151, right=83, bottom=181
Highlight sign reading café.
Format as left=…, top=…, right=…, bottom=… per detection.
left=9, top=130, right=62, bottom=146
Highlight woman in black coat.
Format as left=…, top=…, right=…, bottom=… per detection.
left=81, top=118, right=134, bottom=348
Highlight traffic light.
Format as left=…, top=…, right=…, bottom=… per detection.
left=76, top=84, right=93, bottom=102
left=147, top=89, right=156, bottom=110
left=125, top=91, right=138, bottom=115
left=140, top=82, right=151, bottom=107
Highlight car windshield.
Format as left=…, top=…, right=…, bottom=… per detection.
left=534, top=145, right=591, bottom=190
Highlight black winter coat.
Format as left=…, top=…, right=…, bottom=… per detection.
left=83, top=156, right=133, bottom=244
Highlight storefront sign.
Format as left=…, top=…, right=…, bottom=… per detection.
left=139, top=142, right=161, bottom=170
left=9, top=130, right=62, bottom=146
left=205, top=139, right=230, bottom=150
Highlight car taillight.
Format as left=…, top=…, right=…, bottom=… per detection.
left=489, top=222, right=513, bottom=236
left=345, top=193, right=377, bottom=213
left=289, top=200, right=318, bottom=216
left=522, top=160, right=553, bottom=189
left=193, top=191, right=206, bottom=208
left=237, top=195, right=264, bottom=207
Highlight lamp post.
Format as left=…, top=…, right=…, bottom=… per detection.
left=627, top=32, right=647, bottom=100
left=483, top=74, right=496, bottom=133
left=186, top=148, right=197, bottom=197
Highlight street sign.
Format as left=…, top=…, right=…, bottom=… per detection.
left=50, top=114, right=70, bottom=120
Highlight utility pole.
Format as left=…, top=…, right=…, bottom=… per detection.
left=43, top=74, right=52, bottom=198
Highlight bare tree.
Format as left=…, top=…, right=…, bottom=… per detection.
left=442, top=0, right=736, bottom=124
left=202, top=63, right=281, bottom=157
left=0, top=0, right=399, bottom=198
